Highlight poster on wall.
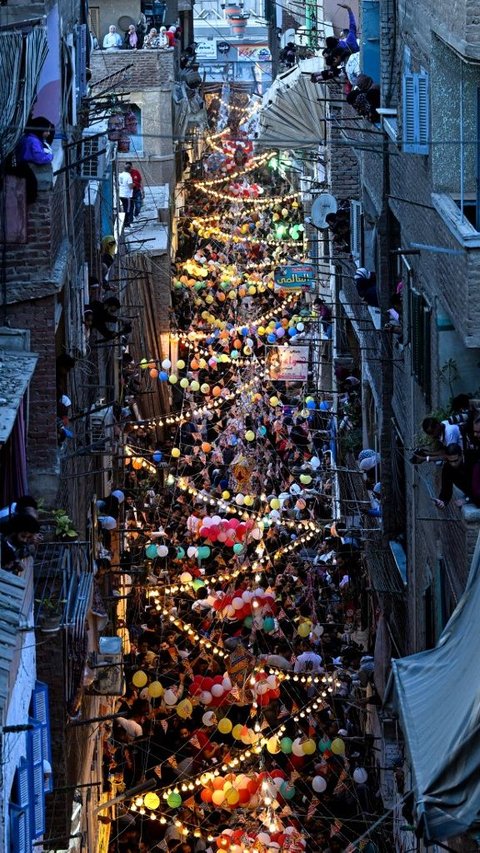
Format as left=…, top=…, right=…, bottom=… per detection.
left=267, top=346, right=309, bottom=382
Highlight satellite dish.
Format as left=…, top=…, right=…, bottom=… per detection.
left=311, top=193, right=338, bottom=228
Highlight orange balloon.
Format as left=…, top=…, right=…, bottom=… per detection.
left=201, top=788, right=213, bottom=803
left=212, top=777, right=225, bottom=790
left=212, top=386, right=222, bottom=397
left=238, top=287, right=247, bottom=297
left=233, top=339, right=242, bottom=349
left=201, top=442, right=212, bottom=453
left=190, top=359, right=199, bottom=370
left=149, top=368, right=159, bottom=379
left=217, top=292, right=226, bottom=302
left=132, top=458, right=142, bottom=470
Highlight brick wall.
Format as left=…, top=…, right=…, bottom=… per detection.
left=90, top=48, right=175, bottom=90
left=5, top=296, right=59, bottom=477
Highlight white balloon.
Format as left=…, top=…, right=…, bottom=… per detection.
left=312, top=775, right=327, bottom=793
left=222, top=677, right=232, bottom=691
left=211, top=515, right=222, bottom=524
left=199, top=690, right=212, bottom=705
left=242, top=590, right=254, bottom=602
left=310, top=457, right=321, bottom=469
left=353, top=767, right=368, bottom=784
left=292, top=738, right=305, bottom=757
left=266, top=675, right=277, bottom=689
left=257, top=833, right=271, bottom=846
left=161, top=358, right=172, bottom=370
left=289, top=483, right=301, bottom=495
left=163, top=689, right=177, bottom=706
left=211, top=684, right=224, bottom=697
left=156, top=545, right=168, bottom=557
left=232, top=597, right=244, bottom=610
left=202, top=711, right=216, bottom=726
left=187, top=546, right=197, bottom=558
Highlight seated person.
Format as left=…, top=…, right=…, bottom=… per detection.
left=16, top=117, right=54, bottom=166
left=103, top=25, right=122, bottom=49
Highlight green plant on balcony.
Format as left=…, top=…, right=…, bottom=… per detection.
left=52, top=510, right=78, bottom=540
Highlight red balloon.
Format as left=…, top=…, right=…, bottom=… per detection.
left=238, top=788, right=250, bottom=804
left=201, top=788, right=213, bottom=803
left=247, top=779, right=259, bottom=795
left=228, top=518, right=240, bottom=530
left=225, top=539, right=235, bottom=548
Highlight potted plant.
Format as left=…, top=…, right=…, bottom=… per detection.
left=36, top=597, right=66, bottom=633
left=53, top=509, right=78, bottom=541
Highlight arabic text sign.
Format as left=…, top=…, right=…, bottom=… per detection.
left=274, top=264, right=315, bottom=291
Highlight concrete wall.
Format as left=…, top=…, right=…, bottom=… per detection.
left=90, top=50, right=176, bottom=185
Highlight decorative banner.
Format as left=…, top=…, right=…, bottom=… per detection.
left=195, top=38, right=218, bottom=59
left=237, top=45, right=272, bottom=62
left=274, top=264, right=315, bottom=291
left=268, top=346, right=309, bottom=382
left=228, top=643, right=255, bottom=677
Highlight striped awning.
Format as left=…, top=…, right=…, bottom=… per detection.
left=0, top=27, right=49, bottom=160
left=388, top=532, right=480, bottom=840
left=256, top=58, right=326, bottom=149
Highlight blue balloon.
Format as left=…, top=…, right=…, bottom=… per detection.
left=288, top=328, right=297, bottom=337
left=145, top=543, right=158, bottom=559
left=230, top=436, right=238, bottom=446
left=159, top=371, right=169, bottom=381
left=306, top=400, right=316, bottom=410
left=275, top=321, right=282, bottom=329
left=259, top=425, right=267, bottom=436
left=319, top=401, right=331, bottom=411
left=153, top=451, right=163, bottom=463
left=240, top=327, right=249, bottom=336
left=267, top=334, right=276, bottom=344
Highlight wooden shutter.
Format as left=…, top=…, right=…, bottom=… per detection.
left=31, top=682, right=52, bottom=792
left=9, top=804, right=28, bottom=853
left=403, top=72, right=430, bottom=154
left=28, top=720, right=45, bottom=838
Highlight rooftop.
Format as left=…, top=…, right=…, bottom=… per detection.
left=125, top=183, right=170, bottom=255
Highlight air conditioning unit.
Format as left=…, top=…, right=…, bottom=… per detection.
left=79, top=133, right=107, bottom=180
left=350, top=200, right=362, bottom=262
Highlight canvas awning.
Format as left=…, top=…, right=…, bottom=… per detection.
left=0, top=28, right=48, bottom=159
left=0, top=350, right=38, bottom=445
left=388, top=533, right=480, bottom=841
left=256, top=58, right=326, bottom=149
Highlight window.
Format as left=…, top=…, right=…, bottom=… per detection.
left=350, top=200, right=362, bottom=262
left=409, top=288, right=431, bottom=403
left=402, top=72, right=429, bottom=154
left=27, top=720, right=45, bottom=838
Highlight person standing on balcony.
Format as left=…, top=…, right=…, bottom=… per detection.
left=126, top=161, right=145, bottom=219
left=103, top=25, right=122, bottom=49
left=118, top=163, right=134, bottom=227
left=324, top=4, right=359, bottom=55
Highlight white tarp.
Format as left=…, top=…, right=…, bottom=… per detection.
left=389, top=532, right=480, bottom=841
left=256, top=58, right=325, bottom=149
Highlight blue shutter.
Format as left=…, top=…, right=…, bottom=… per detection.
left=31, top=682, right=52, bottom=792
left=11, top=760, right=30, bottom=853
left=27, top=720, right=45, bottom=839
left=403, top=72, right=430, bottom=154
left=9, top=804, right=28, bottom=853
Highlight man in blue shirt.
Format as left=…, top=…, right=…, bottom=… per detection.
left=324, top=3, right=359, bottom=55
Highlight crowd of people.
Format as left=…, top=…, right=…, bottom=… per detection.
left=84, top=104, right=391, bottom=853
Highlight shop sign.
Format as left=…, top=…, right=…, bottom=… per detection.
left=196, top=38, right=218, bottom=59
left=274, top=263, right=315, bottom=290
left=237, top=45, right=272, bottom=62
left=217, top=41, right=231, bottom=54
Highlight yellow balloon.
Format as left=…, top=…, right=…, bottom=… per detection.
left=297, top=621, right=311, bottom=638
left=132, top=670, right=147, bottom=688
left=222, top=491, right=231, bottom=500
left=168, top=374, right=178, bottom=384
left=270, top=498, right=280, bottom=510
left=331, top=737, right=345, bottom=755
left=267, top=736, right=281, bottom=754
left=212, top=789, right=225, bottom=806
left=218, top=718, right=233, bottom=735
left=232, top=724, right=245, bottom=740
left=177, top=699, right=193, bottom=719
left=180, top=377, right=189, bottom=388
left=244, top=495, right=254, bottom=507
left=148, top=681, right=164, bottom=698
left=176, top=359, right=185, bottom=370
left=171, top=447, right=181, bottom=458
left=144, top=792, right=160, bottom=810
left=226, top=788, right=240, bottom=806
left=270, top=396, right=279, bottom=407
left=302, top=738, right=316, bottom=755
